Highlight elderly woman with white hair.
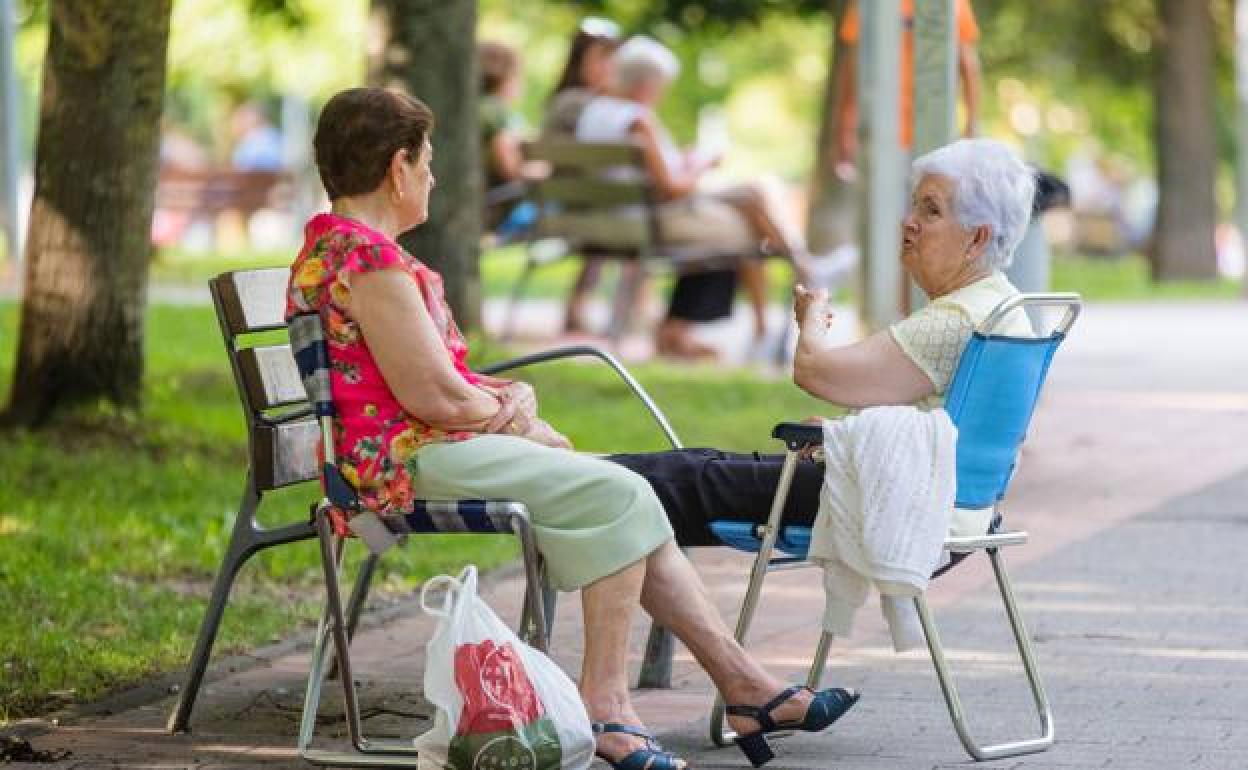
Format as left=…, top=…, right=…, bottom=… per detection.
left=609, top=136, right=1035, bottom=568
left=603, top=139, right=1032, bottom=762
left=577, top=36, right=827, bottom=359
left=611, top=135, right=1033, bottom=541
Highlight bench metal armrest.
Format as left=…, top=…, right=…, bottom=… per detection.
left=480, top=344, right=682, bottom=449
left=772, top=421, right=823, bottom=451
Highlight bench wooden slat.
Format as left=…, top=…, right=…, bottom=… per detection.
left=254, top=416, right=320, bottom=490
left=214, top=268, right=290, bottom=335
left=238, top=344, right=307, bottom=411
left=535, top=177, right=649, bottom=207
left=525, top=140, right=642, bottom=169
left=535, top=211, right=651, bottom=250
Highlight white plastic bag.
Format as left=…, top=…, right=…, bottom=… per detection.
left=413, top=566, right=593, bottom=770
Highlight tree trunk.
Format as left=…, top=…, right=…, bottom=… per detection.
left=3, top=0, right=171, bottom=426
left=369, top=0, right=481, bottom=329
left=1151, top=0, right=1218, bottom=281
left=806, top=0, right=856, bottom=254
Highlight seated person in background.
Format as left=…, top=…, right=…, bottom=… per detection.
left=577, top=36, right=827, bottom=359
left=609, top=138, right=1035, bottom=545
left=542, top=16, right=621, bottom=138
left=541, top=17, right=622, bottom=333
left=478, top=41, right=539, bottom=240
left=290, top=86, right=858, bottom=770
left=230, top=101, right=284, bottom=172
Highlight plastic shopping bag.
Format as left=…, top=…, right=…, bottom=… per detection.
left=413, top=566, right=593, bottom=770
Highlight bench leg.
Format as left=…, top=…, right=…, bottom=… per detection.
left=607, top=261, right=644, bottom=343
left=167, top=477, right=317, bottom=733
left=916, top=548, right=1054, bottom=761
left=638, top=624, right=675, bottom=689
left=168, top=479, right=260, bottom=733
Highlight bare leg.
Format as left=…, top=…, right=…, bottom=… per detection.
left=641, top=541, right=815, bottom=735
left=581, top=560, right=684, bottom=766
left=738, top=259, right=768, bottom=340
left=655, top=318, right=718, bottom=360
left=564, top=258, right=604, bottom=333
left=718, top=182, right=816, bottom=286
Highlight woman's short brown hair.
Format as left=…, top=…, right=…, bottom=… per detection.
left=313, top=87, right=434, bottom=200
left=479, top=41, right=519, bottom=95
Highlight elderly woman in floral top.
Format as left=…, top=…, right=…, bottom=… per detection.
left=287, top=88, right=854, bottom=770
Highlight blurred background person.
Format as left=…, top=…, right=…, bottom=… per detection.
left=542, top=18, right=623, bottom=333
left=543, top=17, right=622, bottom=138
left=229, top=101, right=284, bottom=172
left=833, top=0, right=981, bottom=178
left=577, top=36, right=831, bottom=360
left=479, top=40, right=539, bottom=241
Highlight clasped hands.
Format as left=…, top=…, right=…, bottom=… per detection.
left=483, top=380, right=572, bottom=450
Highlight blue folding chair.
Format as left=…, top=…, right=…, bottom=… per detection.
left=287, top=311, right=683, bottom=767
left=705, top=293, right=1081, bottom=762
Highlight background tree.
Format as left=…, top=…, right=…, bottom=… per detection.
left=1151, top=0, right=1219, bottom=280
left=3, top=0, right=172, bottom=426
left=804, top=0, right=855, bottom=253
left=369, top=0, right=482, bottom=329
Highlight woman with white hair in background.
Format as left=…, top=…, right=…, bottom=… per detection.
left=610, top=137, right=1036, bottom=561
left=576, top=36, right=830, bottom=360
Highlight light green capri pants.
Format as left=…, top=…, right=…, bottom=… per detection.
left=411, top=434, right=674, bottom=591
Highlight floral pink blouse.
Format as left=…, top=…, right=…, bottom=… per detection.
left=286, top=213, right=481, bottom=515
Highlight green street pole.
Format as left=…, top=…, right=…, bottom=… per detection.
left=909, top=0, right=956, bottom=310
left=1237, top=0, right=1248, bottom=294
left=858, top=0, right=903, bottom=330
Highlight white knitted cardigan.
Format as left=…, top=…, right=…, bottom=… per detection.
left=809, top=405, right=958, bottom=651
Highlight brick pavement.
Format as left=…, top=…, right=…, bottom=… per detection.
left=4, top=301, right=1248, bottom=769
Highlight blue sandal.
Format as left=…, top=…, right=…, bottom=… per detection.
left=727, top=685, right=860, bottom=767
left=592, top=722, right=685, bottom=770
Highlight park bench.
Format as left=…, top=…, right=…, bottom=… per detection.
left=503, top=139, right=748, bottom=342
left=166, top=267, right=686, bottom=746
left=153, top=168, right=292, bottom=246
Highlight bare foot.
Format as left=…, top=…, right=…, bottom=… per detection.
left=654, top=332, right=718, bottom=362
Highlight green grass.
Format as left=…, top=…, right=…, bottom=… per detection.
left=0, top=302, right=830, bottom=723
left=1051, top=253, right=1243, bottom=301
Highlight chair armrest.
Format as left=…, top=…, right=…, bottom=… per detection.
left=772, top=421, right=823, bottom=451
left=479, top=344, right=683, bottom=450
left=944, top=530, right=1028, bottom=551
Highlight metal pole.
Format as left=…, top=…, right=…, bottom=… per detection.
left=1236, top=0, right=1248, bottom=294
left=858, top=0, right=903, bottom=330
left=909, top=0, right=956, bottom=310
left=0, top=0, right=21, bottom=277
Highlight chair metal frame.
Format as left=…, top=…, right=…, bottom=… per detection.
left=706, top=293, right=1081, bottom=762
left=290, top=315, right=684, bottom=767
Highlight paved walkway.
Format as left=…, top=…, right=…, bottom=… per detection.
left=5, top=301, right=1248, bottom=769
